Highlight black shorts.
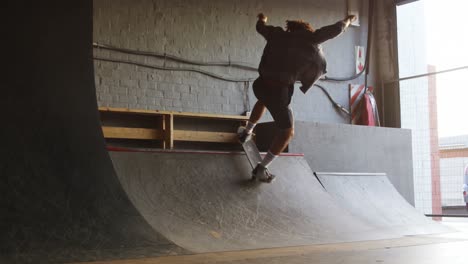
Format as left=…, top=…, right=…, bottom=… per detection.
left=253, top=77, right=294, bottom=129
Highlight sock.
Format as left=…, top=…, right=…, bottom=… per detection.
left=260, top=151, right=278, bottom=168
left=245, top=121, right=256, bottom=134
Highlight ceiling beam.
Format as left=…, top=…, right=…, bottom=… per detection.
left=395, top=0, right=420, bottom=6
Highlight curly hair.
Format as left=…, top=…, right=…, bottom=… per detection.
left=285, top=20, right=314, bottom=32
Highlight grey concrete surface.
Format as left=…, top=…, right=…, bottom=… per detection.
left=315, top=172, right=449, bottom=234
left=3, top=1, right=432, bottom=263
left=109, top=150, right=446, bottom=253
left=256, top=121, right=415, bottom=205
left=110, top=151, right=373, bottom=252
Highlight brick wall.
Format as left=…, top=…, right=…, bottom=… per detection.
left=93, top=0, right=369, bottom=122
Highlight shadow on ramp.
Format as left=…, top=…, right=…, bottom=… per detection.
left=1, top=2, right=186, bottom=263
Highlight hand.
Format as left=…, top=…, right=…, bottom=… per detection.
left=346, top=15, right=357, bottom=23
left=257, top=13, right=268, bottom=23
left=343, top=15, right=357, bottom=27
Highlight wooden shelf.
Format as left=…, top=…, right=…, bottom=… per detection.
left=173, top=130, right=238, bottom=143
left=98, top=107, right=249, bottom=121
left=99, top=107, right=248, bottom=149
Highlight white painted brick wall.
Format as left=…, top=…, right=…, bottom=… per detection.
left=93, top=0, right=368, bottom=119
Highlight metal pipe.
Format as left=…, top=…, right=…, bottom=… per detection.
left=364, top=0, right=375, bottom=93
left=385, top=65, right=468, bottom=84
left=425, top=214, right=468, bottom=218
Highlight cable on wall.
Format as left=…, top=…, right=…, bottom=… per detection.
left=94, top=57, right=257, bottom=83
left=93, top=42, right=258, bottom=72
left=94, top=0, right=375, bottom=115
left=94, top=42, right=367, bottom=83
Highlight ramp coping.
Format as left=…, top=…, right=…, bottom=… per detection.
left=107, top=146, right=304, bottom=156
left=314, top=172, right=387, bottom=177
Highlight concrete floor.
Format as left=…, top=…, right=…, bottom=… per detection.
left=73, top=219, right=468, bottom=264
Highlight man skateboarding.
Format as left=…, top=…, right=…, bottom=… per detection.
left=238, top=13, right=357, bottom=183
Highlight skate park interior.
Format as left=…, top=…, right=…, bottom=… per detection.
left=3, top=0, right=468, bottom=263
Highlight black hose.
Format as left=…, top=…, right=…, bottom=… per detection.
left=314, top=83, right=350, bottom=116
left=322, top=70, right=365, bottom=82
left=94, top=41, right=368, bottom=83
left=93, top=42, right=258, bottom=72
left=94, top=57, right=257, bottom=83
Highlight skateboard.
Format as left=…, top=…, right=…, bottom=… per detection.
left=239, top=131, right=276, bottom=183
left=241, top=137, right=274, bottom=183
left=241, top=138, right=262, bottom=171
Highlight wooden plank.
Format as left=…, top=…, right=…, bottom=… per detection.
left=98, top=107, right=249, bottom=121
left=102, top=126, right=163, bottom=140
left=163, top=114, right=174, bottom=149
left=101, top=126, right=239, bottom=144
left=173, top=112, right=249, bottom=121
left=99, top=107, right=171, bottom=116
left=173, top=130, right=238, bottom=143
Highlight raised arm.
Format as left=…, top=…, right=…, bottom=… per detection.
left=308, top=15, right=357, bottom=44
left=256, top=13, right=284, bottom=41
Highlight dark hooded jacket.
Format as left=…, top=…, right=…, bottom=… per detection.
left=256, top=19, right=348, bottom=93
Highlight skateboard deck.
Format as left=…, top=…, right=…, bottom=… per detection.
left=241, top=138, right=262, bottom=170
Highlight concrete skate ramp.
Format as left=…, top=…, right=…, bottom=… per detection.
left=1, top=2, right=185, bottom=263
left=3, top=2, right=450, bottom=262
left=110, top=150, right=416, bottom=253
left=315, top=172, right=450, bottom=235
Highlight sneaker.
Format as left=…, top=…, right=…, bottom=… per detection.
left=252, top=164, right=276, bottom=183
left=237, top=126, right=253, bottom=143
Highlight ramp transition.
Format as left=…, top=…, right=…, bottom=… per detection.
left=109, top=150, right=445, bottom=253
left=315, top=172, right=450, bottom=235
left=2, top=1, right=450, bottom=262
